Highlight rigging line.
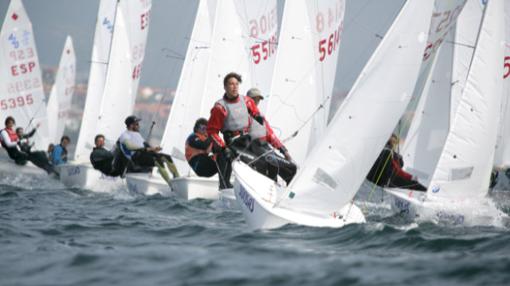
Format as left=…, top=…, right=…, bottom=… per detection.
left=364, top=148, right=393, bottom=212
left=445, top=40, right=475, bottom=49
left=281, top=95, right=330, bottom=144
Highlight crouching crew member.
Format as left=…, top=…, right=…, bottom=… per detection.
left=117, top=115, right=179, bottom=182
left=90, top=134, right=124, bottom=177
left=185, top=118, right=217, bottom=177
left=367, top=134, right=426, bottom=191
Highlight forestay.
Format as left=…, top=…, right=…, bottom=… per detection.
left=96, top=0, right=152, bottom=145
left=46, top=36, right=76, bottom=143
left=265, top=0, right=345, bottom=166
left=0, top=0, right=48, bottom=150
left=199, top=0, right=278, bottom=117
left=159, top=0, right=217, bottom=175
left=74, top=0, right=117, bottom=161
left=279, top=0, right=433, bottom=215
left=427, top=0, right=504, bottom=200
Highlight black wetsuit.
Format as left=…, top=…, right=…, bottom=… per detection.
left=186, top=133, right=217, bottom=177
left=367, top=147, right=426, bottom=191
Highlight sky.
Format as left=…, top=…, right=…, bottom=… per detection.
left=0, top=0, right=404, bottom=97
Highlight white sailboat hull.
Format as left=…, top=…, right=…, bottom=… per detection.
left=59, top=162, right=124, bottom=192
left=125, top=173, right=171, bottom=196
left=233, top=161, right=365, bottom=230
left=170, top=176, right=219, bottom=201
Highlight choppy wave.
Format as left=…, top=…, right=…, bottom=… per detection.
left=1, top=179, right=510, bottom=286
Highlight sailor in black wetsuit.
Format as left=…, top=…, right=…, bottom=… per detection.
left=90, top=134, right=124, bottom=177
left=367, top=134, right=426, bottom=191
left=15, top=127, right=57, bottom=175
left=185, top=118, right=217, bottom=177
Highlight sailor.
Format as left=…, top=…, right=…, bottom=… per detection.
left=0, top=116, right=56, bottom=175
left=50, top=135, right=70, bottom=166
left=245, top=88, right=297, bottom=184
left=15, top=126, right=57, bottom=175
left=1, top=116, right=30, bottom=165
left=117, top=115, right=179, bottom=181
left=366, top=134, right=426, bottom=191
left=90, top=134, right=124, bottom=177
left=185, top=118, right=217, bottom=177
left=207, top=73, right=295, bottom=189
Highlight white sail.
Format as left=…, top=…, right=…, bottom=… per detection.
left=46, top=36, right=76, bottom=143
left=404, top=0, right=467, bottom=136
left=74, top=0, right=117, bottom=161
left=96, top=0, right=152, bottom=145
left=450, top=0, right=485, bottom=122
left=233, top=0, right=278, bottom=111
left=264, top=0, right=345, bottom=166
left=427, top=0, right=504, bottom=200
left=403, top=0, right=481, bottom=185
left=277, top=0, right=433, bottom=215
left=494, top=1, right=510, bottom=168
left=160, top=0, right=217, bottom=175
left=402, top=33, right=454, bottom=186
left=199, top=0, right=278, bottom=118
left=0, top=0, right=48, bottom=150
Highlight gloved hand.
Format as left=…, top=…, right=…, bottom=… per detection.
left=223, top=147, right=234, bottom=160
left=279, top=146, right=293, bottom=163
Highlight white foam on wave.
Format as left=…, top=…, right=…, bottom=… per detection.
left=415, top=196, right=509, bottom=229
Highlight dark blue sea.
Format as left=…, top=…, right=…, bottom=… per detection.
left=1, top=170, right=510, bottom=286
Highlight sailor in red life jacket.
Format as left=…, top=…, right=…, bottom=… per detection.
left=366, top=134, right=426, bottom=191
left=245, top=87, right=297, bottom=184
left=0, top=116, right=30, bottom=165
left=207, top=72, right=297, bottom=189
left=185, top=118, right=217, bottom=177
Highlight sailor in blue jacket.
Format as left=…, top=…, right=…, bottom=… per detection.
left=51, top=136, right=70, bottom=166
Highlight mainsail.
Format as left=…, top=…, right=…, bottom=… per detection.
left=0, top=0, right=48, bottom=150
left=95, top=0, right=152, bottom=145
left=46, top=36, right=76, bottom=143
left=199, top=0, right=278, bottom=118
left=265, top=0, right=345, bottom=165
left=160, top=0, right=218, bottom=175
left=428, top=0, right=504, bottom=199
left=74, top=0, right=117, bottom=161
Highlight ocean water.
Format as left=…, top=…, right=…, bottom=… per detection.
left=1, top=171, right=510, bottom=286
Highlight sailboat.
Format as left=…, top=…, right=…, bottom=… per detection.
left=125, top=0, right=217, bottom=197
left=59, top=0, right=152, bottom=190
left=216, top=0, right=346, bottom=208
left=125, top=0, right=279, bottom=199
left=0, top=0, right=49, bottom=153
left=387, top=0, right=505, bottom=225
left=46, top=36, right=76, bottom=144
left=233, top=0, right=434, bottom=229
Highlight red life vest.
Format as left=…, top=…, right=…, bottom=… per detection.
left=0, top=127, right=18, bottom=148
left=185, top=133, right=211, bottom=161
